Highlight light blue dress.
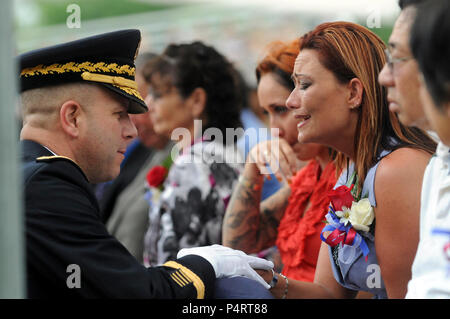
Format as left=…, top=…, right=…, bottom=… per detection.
left=326, top=151, right=391, bottom=299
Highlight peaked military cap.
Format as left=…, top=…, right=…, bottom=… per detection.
left=19, top=29, right=147, bottom=114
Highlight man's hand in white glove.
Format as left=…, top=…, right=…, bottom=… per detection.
left=177, top=244, right=274, bottom=289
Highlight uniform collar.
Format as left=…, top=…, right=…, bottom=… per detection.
left=20, top=139, right=53, bottom=162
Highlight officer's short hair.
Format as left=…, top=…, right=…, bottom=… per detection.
left=21, top=83, right=98, bottom=128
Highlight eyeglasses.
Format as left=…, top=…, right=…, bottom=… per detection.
left=384, top=48, right=413, bottom=73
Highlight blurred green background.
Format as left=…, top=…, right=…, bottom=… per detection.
left=23, top=0, right=181, bottom=26
left=14, top=0, right=397, bottom=86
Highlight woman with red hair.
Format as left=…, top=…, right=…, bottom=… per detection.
left=257, top=21, right=436, bottom=299
left=223, top=38, right=337, bottom=283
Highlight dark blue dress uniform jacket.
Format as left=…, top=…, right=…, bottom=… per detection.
left=21, top=140, right=215, bottom=298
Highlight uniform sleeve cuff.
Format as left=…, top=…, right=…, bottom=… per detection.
left=164, top=255, right=215, bottom=299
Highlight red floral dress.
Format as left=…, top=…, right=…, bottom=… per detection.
left=276, top=160, right=337, bottom=282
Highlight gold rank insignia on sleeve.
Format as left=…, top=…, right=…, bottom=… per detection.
left=170, top=270, right=191, bottom=287
left=163, top=261, right=205, bottom=299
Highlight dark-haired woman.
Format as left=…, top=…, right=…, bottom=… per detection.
left=141, top=41, right=244, bottom=266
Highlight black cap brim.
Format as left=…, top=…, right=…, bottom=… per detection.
left=101, top=83, right=148, bottom=114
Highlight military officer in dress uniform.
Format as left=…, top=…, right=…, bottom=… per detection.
left=18, top=29, right=273, bottom=298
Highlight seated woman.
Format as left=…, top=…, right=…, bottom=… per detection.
left=258, top=21, right=436, bottom=299
left=222, top=38, right=337, bottom=283
left=141, top=42, right=244, bottom=266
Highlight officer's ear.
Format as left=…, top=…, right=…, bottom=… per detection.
left=60, top=100, right=82, bottom=137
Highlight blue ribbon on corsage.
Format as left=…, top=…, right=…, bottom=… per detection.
left=320, top=206, right=370, bottom=262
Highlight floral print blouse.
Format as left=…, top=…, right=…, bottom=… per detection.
left=143, top=140, right=243, bottom=266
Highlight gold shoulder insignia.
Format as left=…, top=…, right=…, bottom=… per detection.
left=163, top=261, right=205, bottom=299
left=36, top=155, right=88, bottom=180
left=36, top=155, right=77, bottom=164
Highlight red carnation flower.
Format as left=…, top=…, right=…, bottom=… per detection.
left=146, top=165, right=168, bottom=188
left=328, top=184, right=355, bottom=212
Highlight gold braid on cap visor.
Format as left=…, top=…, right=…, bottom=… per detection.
left=20, top=61, right=143, bottom=100
left=20, top=61, right=135, bottom=77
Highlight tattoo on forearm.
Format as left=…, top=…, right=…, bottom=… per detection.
left=223, top=178, right=291, bottom=252
left=225, top=209, right=251, bottom=229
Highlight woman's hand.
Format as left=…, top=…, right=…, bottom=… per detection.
left=222, top=139, right=297, bottom=254
left=255, top=268, right=273, bottom=285
left=246, top=138, right=300, bottom=185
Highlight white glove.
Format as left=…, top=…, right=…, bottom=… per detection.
left=177, top=244, right=273, bottom=289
